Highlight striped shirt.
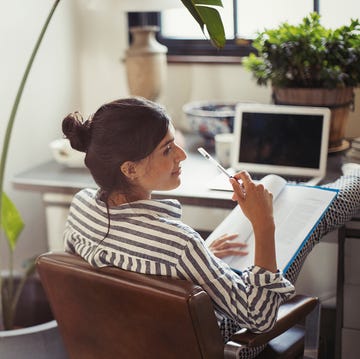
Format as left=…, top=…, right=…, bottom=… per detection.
left=64, top=188, right=295, bottom=336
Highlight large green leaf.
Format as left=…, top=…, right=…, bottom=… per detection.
left=195, top=5, right=225, bottom=48
left=1, top=192, right=24, bottom=251
left=181, top=0, right=226, bottom=48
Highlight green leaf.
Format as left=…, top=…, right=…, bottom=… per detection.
left=1, top=192, right=24, bottom=251
left=180, top=0, right=226, bottom=48
left=196, top=6, right=226, bottom=48
left=181, top=0, right=205, bottom=31
left=193, top=0, right=223, bottom=5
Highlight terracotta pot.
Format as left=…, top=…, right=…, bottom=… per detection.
left=125, top=26, right=167, bottom=101
left=273, top=87, right=355, bottom=152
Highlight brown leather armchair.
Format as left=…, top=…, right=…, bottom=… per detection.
left=36, top=252, right=320, bottom=359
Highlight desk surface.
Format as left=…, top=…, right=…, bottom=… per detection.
left=12, top=150, right=345, bottom=209
left=13, top=153, right=236, bottom=209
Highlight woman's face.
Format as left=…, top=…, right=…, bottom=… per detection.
left=134, top=125, right=187, bottom=196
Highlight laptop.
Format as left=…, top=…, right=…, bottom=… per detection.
left=209, top=103, right=330, bottom=190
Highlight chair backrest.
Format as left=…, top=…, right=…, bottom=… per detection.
left=37, top=252, right=225, bottom=359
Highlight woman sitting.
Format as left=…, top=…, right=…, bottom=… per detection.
left=62, top=97, right=360, bottom=358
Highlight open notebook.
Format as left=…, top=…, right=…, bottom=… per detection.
left=209, top=103, right=331, bottom=191
left=206, top=174, right=338, bottom=274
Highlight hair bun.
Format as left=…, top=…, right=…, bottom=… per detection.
left=62, top=111, right=91, bottom=152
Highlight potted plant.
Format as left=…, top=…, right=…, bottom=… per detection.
left=243, top=12, right=360, bottom=152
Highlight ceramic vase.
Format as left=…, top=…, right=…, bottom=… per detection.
left=125, top=26, right=167, bottom=101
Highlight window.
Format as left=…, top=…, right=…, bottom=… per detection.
left=128, top=1, right=320, bottom=61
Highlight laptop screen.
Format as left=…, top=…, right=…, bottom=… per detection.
left=239, top=112, right=323, bottom=169
left=232, top=104, right=330, bottom=178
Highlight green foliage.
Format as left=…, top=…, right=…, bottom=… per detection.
left=1, top=256, right=37, bottom=330
left=243, top=13, right=360, bottom=88
left=0, top=0, right=224, bottom=331
left=1, top=192, right=24, bottom=252
left=181, top=0, right=226, bottom=48
left=0, top=0, right=61, bottom=330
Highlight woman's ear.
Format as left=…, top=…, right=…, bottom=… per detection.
left=120, top=161, right=137, bottom=180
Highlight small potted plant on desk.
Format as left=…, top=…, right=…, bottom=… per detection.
left=243, top=12, right=360, bottom=153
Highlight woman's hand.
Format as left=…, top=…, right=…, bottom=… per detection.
left=208, top=233, right=248, bottom=259
left=230, top=171, right=274, bottom=229
left=230, top=171, right=277, bottom=272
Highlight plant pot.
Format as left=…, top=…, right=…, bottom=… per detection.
left=272, top=87, right=355, bottom=152
left=0, top=274, right=68, bottom=358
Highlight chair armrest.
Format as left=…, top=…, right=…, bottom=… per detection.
left=229, top=295, right=318, bottom=348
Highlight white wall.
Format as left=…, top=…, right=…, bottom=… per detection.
left=1, top=0, right=359, bottom=270
left=73, top=3, right=286, bottom=126
left=0, top=0, right=80, bottom=269
left=75, top=0, right=360, bottom=134
left=73, top=0, right=129, bottom=115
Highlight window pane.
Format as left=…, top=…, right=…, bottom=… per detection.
left=236, top=0, right=314, bottom=38
left=161, top=0, right=234, bottom=39
left=320, top=0, right=359, bottom=28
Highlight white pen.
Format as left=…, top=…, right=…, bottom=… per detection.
left=198, top=147, right=247, bottom=200
left=197, top=147, right=232, bottom=178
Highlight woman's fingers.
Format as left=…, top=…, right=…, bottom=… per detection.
left=229, top=171, right=274, bottom=227
left=208, top=233, right=248, bottom=259
left=211, top=233, right=238, bottom=245
left=232, top=170, right=252, bottom=183
left=211, top=241, right=247, bottom=250
left=209, top=233, right=241, bottom=248
left=212, top=248, right=249, bottom=259
left=230, top=171, right=251, bottom=201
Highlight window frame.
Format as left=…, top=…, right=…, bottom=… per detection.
left=128, top=0, right=320, bottom=62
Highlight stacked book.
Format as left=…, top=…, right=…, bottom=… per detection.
left=346, top=138, right=360, bottom=161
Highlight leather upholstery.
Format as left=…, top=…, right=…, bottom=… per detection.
left=37, top=252, right=224, bottom=359
left=37, top=252, right=319, bottom=359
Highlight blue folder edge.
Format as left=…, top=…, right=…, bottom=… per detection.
left=282, top=184, right=339, bottom=274
left=230, top=185, right=339, bottom=276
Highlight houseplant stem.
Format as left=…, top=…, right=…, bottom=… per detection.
left=0, top=0, right=61, bottom=211
left=0, top=0, right=225, bottom=329
left=0, top=0, right=61, bottom=330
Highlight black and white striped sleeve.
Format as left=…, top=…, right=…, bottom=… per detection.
left=175, top=230, right=295, bottom=333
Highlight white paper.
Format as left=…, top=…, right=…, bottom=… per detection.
left=206, top=175, right=337, bottom=273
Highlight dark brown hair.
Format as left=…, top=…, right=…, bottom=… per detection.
left=62, top=97, right=170, bottom=195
